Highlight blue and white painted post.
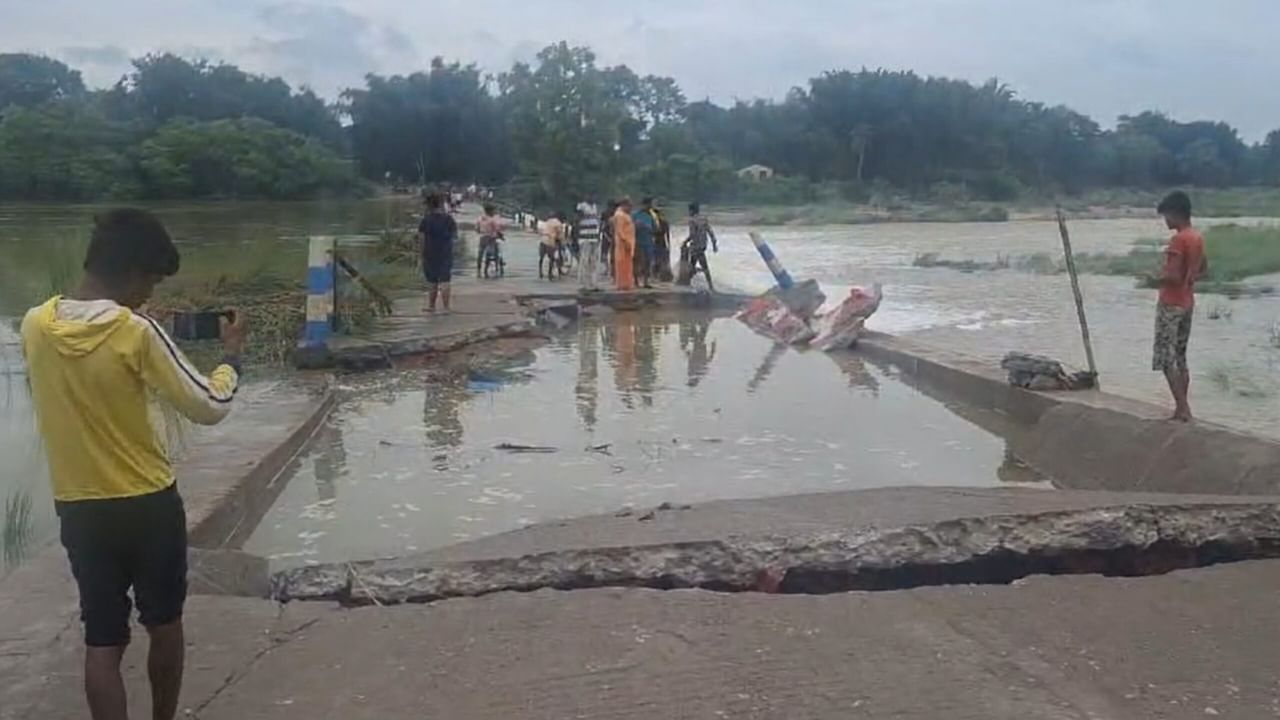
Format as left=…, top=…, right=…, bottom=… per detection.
left=748, top=231, right=824, bottom=318
left=748, top=232, right=794, bottom=290
left=296, top=235, right=336, bottom=367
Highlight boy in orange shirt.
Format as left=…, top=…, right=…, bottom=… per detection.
left=1151, top=191, right=1208, bottom=422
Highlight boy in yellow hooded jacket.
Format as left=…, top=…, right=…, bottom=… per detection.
left=21, top=208, right=246, bottom=720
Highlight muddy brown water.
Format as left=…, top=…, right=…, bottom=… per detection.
left=3, top=202, right=1278, bottom=570
left=243, top=312, right=1047, bottom=566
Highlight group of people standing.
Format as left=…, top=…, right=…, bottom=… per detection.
left=578, top=196, right=720, bottom=293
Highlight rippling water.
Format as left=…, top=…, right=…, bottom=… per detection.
left=245, top=313, right=1041, bottom=566
left=3, top=202, right=1278, bottom=570
left=707, top=217, right=1280, bottom=437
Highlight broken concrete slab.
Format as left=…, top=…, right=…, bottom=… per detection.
left=271, top=487, right=1280, bottom=605
left=189, top=548, right=270, bottom=598
left=135, top=560, right=1280, bottom=720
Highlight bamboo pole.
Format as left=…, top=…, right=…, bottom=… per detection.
left=1055, top=207, right=1099, bottom=386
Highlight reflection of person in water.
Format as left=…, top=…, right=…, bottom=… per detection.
left=422, top=373, right=466, bottom=449
left=575, top=322, right=600, bottom=430
left=633, top=322, right=660, bottom=407
left=825, top=353, right=881, bottom=395
left=311, top=418, right=347, bottom=503
left=679, top=318, right=717, bottom=389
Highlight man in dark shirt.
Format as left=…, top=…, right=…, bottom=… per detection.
left=418, top=193, right=458, bottom=312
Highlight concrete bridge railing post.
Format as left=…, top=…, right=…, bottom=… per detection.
left=295, top=235, right=336, bottom=368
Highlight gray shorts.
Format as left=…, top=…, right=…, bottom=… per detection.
left=1152, top=303, right=1192, bottom=372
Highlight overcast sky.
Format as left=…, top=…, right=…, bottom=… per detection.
left=5, top=0, right=1274, bottom=140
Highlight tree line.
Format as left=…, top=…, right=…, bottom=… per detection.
left=3, top=45, right=1280, bottom=205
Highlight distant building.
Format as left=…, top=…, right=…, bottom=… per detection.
left=737, top=164, right=775, bottom=181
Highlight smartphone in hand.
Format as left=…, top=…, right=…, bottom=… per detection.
left=171, top=310, right=235, bottom=341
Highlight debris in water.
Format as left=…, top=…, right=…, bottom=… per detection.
left=587, top=443, right=614, bottom=455
left=495, top=442, right=558, bottom=453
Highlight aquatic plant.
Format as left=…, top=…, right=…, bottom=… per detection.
left=1206, top=303, right=1233, bottom=321
left=2, top=489, right=33, bottom=569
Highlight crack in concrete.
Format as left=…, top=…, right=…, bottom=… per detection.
left=187, top=615, right=320, bottom=718
left=272, top=503, right=1280, bottom=607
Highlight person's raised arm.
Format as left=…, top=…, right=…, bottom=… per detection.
left=136, top=310, right=245, bottom=426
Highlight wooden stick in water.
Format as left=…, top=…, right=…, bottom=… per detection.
left=1056, top=207, right=1099, bottom=386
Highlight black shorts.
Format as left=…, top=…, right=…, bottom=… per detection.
left=57, top=484, right=188, bottom=647
left=422, top=243, right=453, bottom=283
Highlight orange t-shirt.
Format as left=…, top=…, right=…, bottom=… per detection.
left=1158, top=227, right=1205, bottom=308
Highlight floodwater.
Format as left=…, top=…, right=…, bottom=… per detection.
left=2, top=201, right=1278, bottom=568
left=244, top=313, right=1042, bottom=566
left=709, top=217, right=1280, bottom=437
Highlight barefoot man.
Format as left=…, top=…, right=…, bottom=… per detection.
left=1152, top=190, right=1207, bottom=422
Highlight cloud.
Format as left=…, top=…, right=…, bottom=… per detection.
left=5, top=0, right=1279, bottom=140
left=246, top=2, right=419, bottom=93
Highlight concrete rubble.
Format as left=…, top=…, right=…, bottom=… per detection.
left=274, top=496, right=1280, bottom=605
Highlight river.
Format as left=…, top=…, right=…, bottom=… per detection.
left=2, top=201, right=1278, bottom=569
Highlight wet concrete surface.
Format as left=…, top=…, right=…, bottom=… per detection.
left=12, top=559, right=1280, bottom=719
left=244, top=312, right=1047, bottom=567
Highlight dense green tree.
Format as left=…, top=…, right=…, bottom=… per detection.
left=497, top=43, right=635, bottom=207
left=136, top=118, right=358, bottom=199
left=105, top=54, right=342, bottom=146
left=2, top=43, right=1279, bottom=205
left=0, top=54, right=85, bottom=110
left=341, top=57, right=509, bottom=184
left=0, top=103, right=136, bottom=200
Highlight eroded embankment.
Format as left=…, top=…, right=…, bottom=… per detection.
left=272, top=501, right=1280, bottom=605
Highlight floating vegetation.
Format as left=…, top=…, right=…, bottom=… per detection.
left=912, top=253, right=1010, bottom=272
left=2, top=489, right=33, bottom=570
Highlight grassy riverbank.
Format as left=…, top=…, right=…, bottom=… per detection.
left=706, top=187, right=1280, bottom=228
left=1069, top=224, right=1280, bottom=296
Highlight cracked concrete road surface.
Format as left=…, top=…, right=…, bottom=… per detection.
left=8, top=559, right=1280, bottom=719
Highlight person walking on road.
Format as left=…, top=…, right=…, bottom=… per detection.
left=1151, top=190, right=1207, bottom=422
left=540, top=212, right=567, bottom=280
left=21, top=208, right=247, bottom=720
left=418, top=193, right=457, bottom=312
left=613, top=197, right=637, bottom=291
left=576, top=200, right=601, bottom=290
left=684, top=202, right=719, bottom=291
left=475, top=203, right=505, bottom=277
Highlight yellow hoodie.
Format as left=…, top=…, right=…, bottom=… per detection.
left=21, top=297, right=240, bottom=502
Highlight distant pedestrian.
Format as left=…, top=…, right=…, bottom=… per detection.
left=1151, top=190, right=1207, bottom=422
left=600, top=201, right=617, bottom=278
left=475, top=203, right=505, bottom=277
left=540, top=211, right=566, bottom=280
left=645, top=198, right=673, bottom=282
left=632, top=196, right=657, bottom=289
left=418, top=193, right=457, bottom=312
left=613, top=198, right=636, bottom=291
left=683, top=202, right=719, bottom=291
left=576, top=200, right=601, bottom=290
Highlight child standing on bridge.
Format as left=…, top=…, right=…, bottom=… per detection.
left=419, top=193, right=457, bottom=312
left=1151, top=190, right=1207, bottom=422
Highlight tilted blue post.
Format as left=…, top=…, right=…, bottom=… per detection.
left=303, top=236, right=336, bottom=349
left=749, top=232, right=794, bottom=290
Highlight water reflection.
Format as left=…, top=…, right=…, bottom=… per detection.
left=247, top=312, right=1025, bottom=567
left=576, top=323, right=600, bottom=431
left=680, top=317, right=718, bottom=389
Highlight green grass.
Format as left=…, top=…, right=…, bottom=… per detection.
left=1205, top=362, right=1271, bottom=399
left=1048, top=224, right=1280, bottom=296
left=2, top=489, right=33, bottom=570
left=1201, top=224, right=1280, bottom=281
left=1045, top=187, right=1280, bottom=218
